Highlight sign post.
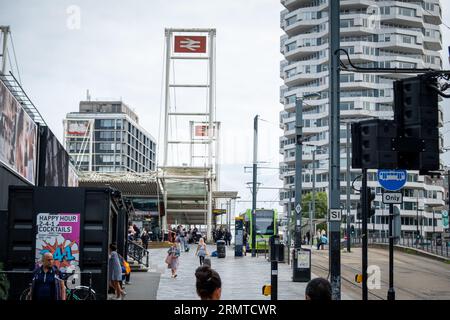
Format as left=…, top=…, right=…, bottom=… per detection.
left=378, top=169, right=407, bottom=301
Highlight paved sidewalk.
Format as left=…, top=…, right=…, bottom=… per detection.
left=152, top=245, right=345, bottom=300
left=123, top=245, right=353, bottom=300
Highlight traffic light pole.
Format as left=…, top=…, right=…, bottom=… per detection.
left=361, top=168, right=368, bottom=300
left=252, top=115, right=258, bottom=257
left=293, top=96, right=302, bottom=279
left=346, top=122, right=351, bottom=252
left=328, top=0, right=341, bottom=300
left=387, top=203, right=395, bottom=300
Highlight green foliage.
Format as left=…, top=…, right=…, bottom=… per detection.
left=301, top=191, right=328, bottom=220
left=0, top=262, right=9, bottom=300
left=286, top=192, right=328, bottom=235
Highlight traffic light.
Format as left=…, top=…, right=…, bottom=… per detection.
left=351, top=225, right=355, bottom=235
left=351, top=119, right=398, bottom=169
left=393, top=74, right=440, bottom=171
left=351, top=74, right=440, bottom=171
left=358, top=187, right=376, bottom=220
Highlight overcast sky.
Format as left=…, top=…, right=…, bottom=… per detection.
left=1, top=0, right=450, bottom=217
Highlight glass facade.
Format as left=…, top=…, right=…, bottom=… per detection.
left=65, top=112, right=156, bottom=173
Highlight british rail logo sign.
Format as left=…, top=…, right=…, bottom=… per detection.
left=174, top=36, right=207, bottom=53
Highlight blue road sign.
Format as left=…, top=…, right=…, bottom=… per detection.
left=377, top=169, right=407, bottom=191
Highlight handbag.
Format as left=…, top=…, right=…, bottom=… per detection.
left=165, top=254, right=173, bottom=266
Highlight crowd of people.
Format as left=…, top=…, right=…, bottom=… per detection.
left=29, top=222, right=333, bottom=301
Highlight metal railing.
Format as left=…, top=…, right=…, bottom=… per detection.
left=127, top=241, right=149, bottom=267
left=349, top=235, right=449, bottom=258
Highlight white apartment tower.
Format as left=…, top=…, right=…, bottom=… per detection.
left=279, top=0, right=445, bottom=238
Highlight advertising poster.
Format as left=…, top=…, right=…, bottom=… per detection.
left=67, top=120, right=89, bottom=136
left=44, top=128, right=69, bottom=186
left=0, top=80, right=37, bottom=184
left=35, top=213, right=80, bottom=271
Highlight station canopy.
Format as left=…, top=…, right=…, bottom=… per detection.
left=78, top=171, right=159, bottom=196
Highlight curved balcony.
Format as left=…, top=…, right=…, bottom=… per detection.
left=423, top=34, right=442, bottom=51
left=280, top=0, right=312, bottom=11
left=284, top=43, right=327, bottom=62
left=422, top=4, right=442, bottom=25
left=285, top=70, right=327, bottom=87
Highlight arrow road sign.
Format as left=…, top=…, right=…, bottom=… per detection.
left=382, top=192, right=403, bottom=204
left=174, top=36, right=207, bottom=53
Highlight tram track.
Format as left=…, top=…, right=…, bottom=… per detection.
left=311, top=251, right=427, bottom=300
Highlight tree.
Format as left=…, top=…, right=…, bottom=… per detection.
left=302, top=192, right=328, bottom=233
left=287, top=192, right=328, bottom=239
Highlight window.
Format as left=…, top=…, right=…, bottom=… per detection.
left=286, top=42, right=297, bottom=52
left=286, top=15, right=297, bottom=26
left=100, top=119, right=115, bottom=128
left=340, top=19, right=353, bottom=28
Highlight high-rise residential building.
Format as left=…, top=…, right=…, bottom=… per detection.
left=279, top=0, right=445, bottom=238
left=64, top=100, right=156, bottom=173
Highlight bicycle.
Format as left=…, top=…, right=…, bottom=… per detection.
left=20, top=271, right=96, bottom=300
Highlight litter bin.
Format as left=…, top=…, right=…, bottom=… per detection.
left=217, top=240, right=226, bottom=258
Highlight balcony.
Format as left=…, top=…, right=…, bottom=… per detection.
left=423, top=34, right=442, bottom=51
left=284, top=70, right=326, bottom=87
left=281, top=0, right=320, bottom=12
left=283, top=18, right=325, bottom=37
left=284, top=43, right=327, bottom=62
left=422, top=4, right=442, bottom=25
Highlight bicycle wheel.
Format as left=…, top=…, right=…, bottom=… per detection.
left=68, top=286, right=96, bottom=300
left=19, top=287, right=31, bottom=300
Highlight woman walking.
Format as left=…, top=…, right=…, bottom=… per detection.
left=195, top=237, right=208, bottom=266
left=166, top=242, right=180, bottom=278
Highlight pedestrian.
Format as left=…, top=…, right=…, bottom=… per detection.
left=195, top=237, right=209, bottom=265
left=166, top=241, right=181, bottom=278
left=243, top=231, right=249, bottom=256
left=141, top=230, right=149, bottom=249
left=224, top=229, right=232, bottom=246
left=192, top=227, right=198, bottom=243
left=133, top=224, right=140, bottom=241
left=29, top=252, right=66, bottom=300
left=195, top=265, right=222, bottom=300
left=180, top=228, right=189, bottom=252
left=108, top=243, right=126, bottom=300
left=305, top=277, right=332, bottom=300
left=118, top=254, right=131, bottom=285
left=306, top=231, right=311, bottom=245
left=320, top=233, right=328, bottom=250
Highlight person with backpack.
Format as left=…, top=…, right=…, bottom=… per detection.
left=30, top=252, right=66, bottom=300
left=118, top=254, right=131, bottom=285
left=195, top=237, right=209, bottom=266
